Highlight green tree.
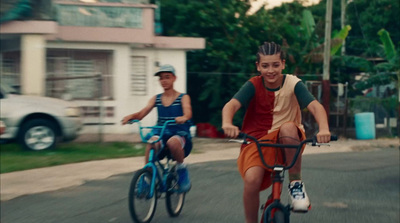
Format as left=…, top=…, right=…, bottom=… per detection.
left=158, top=0, right=399, bottom=131
left=160, top=0, right=266, bottom=127
left=345, top=0, right=400, bottom=57
left=159, top=0, right=352, bottom=127
left=353, top=29, right=399, bottom=90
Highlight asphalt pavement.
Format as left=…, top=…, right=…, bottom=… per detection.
left=0, top=136, right=398, bottom=201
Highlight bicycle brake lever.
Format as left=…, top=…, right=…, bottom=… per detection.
left=307, top=142, right=331, bottom=147
left=228, top=139, right=250, bottom=144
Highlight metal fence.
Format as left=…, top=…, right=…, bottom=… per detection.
left=46, top=74, right=113, bottom=142
left=304, top=80, right=398, bottom=138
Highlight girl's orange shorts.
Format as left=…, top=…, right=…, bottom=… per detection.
left=237, top=124, right=306, bottom=191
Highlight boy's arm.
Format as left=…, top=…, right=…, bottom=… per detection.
left=222, top=99, right=242, bottom=138
left=121, top=96, right=156, bottom=125
left=176, top=94, right=193, bottom=124
left=306, top=100, right=331, bottom=143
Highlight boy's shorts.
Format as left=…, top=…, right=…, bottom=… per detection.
left=237, top=123, right=306, bottom=191
left=150, top=133, right=192, bottom=160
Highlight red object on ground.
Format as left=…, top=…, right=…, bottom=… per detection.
left=196, top=123, right=225, bottom=138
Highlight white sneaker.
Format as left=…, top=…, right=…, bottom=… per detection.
left=288, top=181, right=311, bottom=212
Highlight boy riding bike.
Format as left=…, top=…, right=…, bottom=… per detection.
left=222, top=42, right=331, bottom=223
left=122, top=64, right=193, bottom=193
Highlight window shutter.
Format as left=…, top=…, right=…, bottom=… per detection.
left=130, top=56, right=147, bottom=96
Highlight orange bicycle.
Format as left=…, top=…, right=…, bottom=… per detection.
left=235, top=133, right=337, bottom=223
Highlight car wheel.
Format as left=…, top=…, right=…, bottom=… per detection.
left=18, top=119, right=57, bottom=151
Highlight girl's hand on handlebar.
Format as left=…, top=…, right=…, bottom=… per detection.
left=175, top=116, right=188, bottom=124
left=222, top=123, right=240, bottom=138
left=316, top=130, right=331, bottom=143
left=121, top=114, right=136, bottom=125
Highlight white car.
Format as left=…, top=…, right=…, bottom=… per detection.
left=0, top=83, right=83, bottom=151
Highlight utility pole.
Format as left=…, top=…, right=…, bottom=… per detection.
left=322, top=0, right=333, bottom=117
left=341, top=0, right=346, bottom=55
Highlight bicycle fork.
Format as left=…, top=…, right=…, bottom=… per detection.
left=143, top=148, right=164, bottom=198
left=261, top=170, right=290, bottom=223
left=144, top=149, right=177, bottom=197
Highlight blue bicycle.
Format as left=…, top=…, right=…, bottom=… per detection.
left=128, top=120, right=186, bottom=223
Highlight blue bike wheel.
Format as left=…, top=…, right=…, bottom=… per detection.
left=128, top=169, right=157, bottom=223
left=165, top=167, right=185, bottom=217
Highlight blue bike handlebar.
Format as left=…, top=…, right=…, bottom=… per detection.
left=128, top=119, right=176, bottom=144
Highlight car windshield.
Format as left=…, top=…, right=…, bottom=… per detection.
left=0, top=83, right=19, bottom=94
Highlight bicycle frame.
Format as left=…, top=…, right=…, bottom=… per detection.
left=241, top=133, right=316, bottom=171
left=262, top=163, right=291, bottom=223
left=237, top=133, right=337, bottom=223
left=128, top=119, right=188, bottom=223
left=129, top=119, right=178, bottom=197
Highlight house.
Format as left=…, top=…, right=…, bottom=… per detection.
left=0, top=0, right=205, bottom=134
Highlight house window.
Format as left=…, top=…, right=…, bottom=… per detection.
left=56, top=3, right=143, bottom=28
left=0, top=52, right=21, bottom=90
left=46, top=50, right=113, bottom=100
left=67, top=59, right=98, bottom=99
left=81, top=106, right=115, bottom=118
left=130, top=56, right=147, bottom=96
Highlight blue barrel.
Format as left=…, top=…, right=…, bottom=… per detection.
left=354, top=112, right=376, bottom=140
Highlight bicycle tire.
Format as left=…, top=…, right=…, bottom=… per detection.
left=165, top=169, right=185, bottom=217
left=263, top=207, right=289, bottom=223
left=128, top=169, right=157, bottom=223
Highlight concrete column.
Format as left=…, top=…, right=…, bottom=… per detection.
left=20, top=34, right=46, bottom=96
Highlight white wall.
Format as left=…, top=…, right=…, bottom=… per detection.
left=47, top=42, right=189, bottom=134
left=122, top=49, right=187, bottom=133
left=21, top=35, right=46, bottom=96
left=47, top=42, right=130, bottom=134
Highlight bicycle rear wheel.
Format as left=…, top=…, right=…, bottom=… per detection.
left=165, top=170, right=185, bottom=217
left=128, top=169, right=157, bottom=223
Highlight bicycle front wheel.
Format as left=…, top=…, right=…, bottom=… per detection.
left=128, top=169, right=157, bottom=223
left=263, top=207, right=289, bottom=223
left=165, top=171, right=185, bottom=217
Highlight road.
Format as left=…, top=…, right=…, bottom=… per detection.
left=1, top=148, right=399, bottom=223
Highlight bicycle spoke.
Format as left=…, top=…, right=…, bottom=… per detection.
left=166, top=173, right=185, bottom=217
left=129, top=169, right=157, bottom=223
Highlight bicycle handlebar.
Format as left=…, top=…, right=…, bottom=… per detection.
left=127, top=119, right=177, bottom=144
left=237, top=133, right=338, bottom=171
left=238, top=133, right=337, bottom=145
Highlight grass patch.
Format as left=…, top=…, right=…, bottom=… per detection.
left=0, top=142, right=146, bottom=174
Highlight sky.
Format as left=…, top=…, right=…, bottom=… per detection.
left=249, top=0, right=321, bottom=14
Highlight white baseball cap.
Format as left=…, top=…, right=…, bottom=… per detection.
left=154, top=64, right=175, bottom=76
